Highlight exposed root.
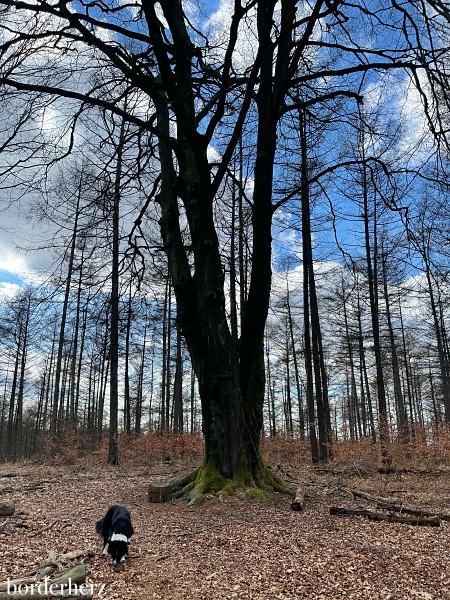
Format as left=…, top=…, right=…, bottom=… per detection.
left=167, top=461, right=295, bottom=505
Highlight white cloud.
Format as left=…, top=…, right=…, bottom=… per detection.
left=0, top=281, right=21, bottom=299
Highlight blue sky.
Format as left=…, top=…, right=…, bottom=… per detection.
left=0, top=269, right=23, bottom=285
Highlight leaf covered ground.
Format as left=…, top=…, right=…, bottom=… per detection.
left=0, top=461, right=448, bottom=599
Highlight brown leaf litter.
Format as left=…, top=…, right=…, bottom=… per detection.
left=0, top=463, right=448, bottom=599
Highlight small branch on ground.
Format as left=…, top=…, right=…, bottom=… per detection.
left=345, top=488, right=398, bottom=504
left=330, top=506, right=440, bottom=526
left=30, top=520, right=59, bottom=538
left=377, top=504, right=450, bottom=522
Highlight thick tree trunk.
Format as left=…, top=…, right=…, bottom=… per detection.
left=147, top=1, right=301, bottom=501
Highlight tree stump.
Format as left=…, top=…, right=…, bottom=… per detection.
left=0, top=502, right=15, bottom=516
left=291, top=488, right=305, bottom=511
left=148, top=482, right=174, bottom=503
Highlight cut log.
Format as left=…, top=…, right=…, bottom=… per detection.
left=377, top=504, right=450, bottom=522
left=291, top=488, right=305, bottom=511
left=148, top=481, right=175, bottom=503
left=330, top=506, right=440, bottom=526
left=0, top=501, right=15, bottom=516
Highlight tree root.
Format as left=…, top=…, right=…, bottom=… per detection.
left=162, top=461, right=296, bottom=506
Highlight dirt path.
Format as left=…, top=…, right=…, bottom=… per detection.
left=0, top=463, right=448, bottom=599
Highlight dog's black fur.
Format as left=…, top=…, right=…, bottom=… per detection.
left=96, top=504, right=134, bottom=567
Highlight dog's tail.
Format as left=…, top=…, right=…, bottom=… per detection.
left=95, top=518, right=104, bottom=535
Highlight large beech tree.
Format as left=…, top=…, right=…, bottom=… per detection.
left=0, top=0, right=448, bottom=500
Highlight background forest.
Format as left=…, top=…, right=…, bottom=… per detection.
left=0, top=0, right=448, bottom=471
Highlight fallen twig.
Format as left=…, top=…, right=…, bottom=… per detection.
left=30, top=520, right=59, bottom=538
left=330, top=506, right=440, bottom=526
left=377, top=504, right=450, bottom=522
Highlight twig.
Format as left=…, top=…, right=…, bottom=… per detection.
left=378, top=504, right=450, bottom=522
left=330, top=506, right=440, bottom=526
left=30, top=520, right=59, bottom=538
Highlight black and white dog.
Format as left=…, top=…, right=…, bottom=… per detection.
left=96, top=505, right=134, bottom=567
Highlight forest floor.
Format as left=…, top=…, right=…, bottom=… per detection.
left=0, top=460, right=448, bottom=600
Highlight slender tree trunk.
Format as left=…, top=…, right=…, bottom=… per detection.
left=238, top=137, right=247, bottom=333
left=15, top=295, right=30, bottom=459
left=424, top=258, right=450, bottom=422
left=173, top=321, right=183, bottom=434
left=165, top=280, right=172, bottom=431
left=299, top=111, right=324, bottom=460
left=284, top=314, right=293, bottom=434
left=229, top=168, right=239, bottom=343
left=381, top=249, right=408, bottom=439
left=135, top=322, right=147, bottom=435
left=398, top=299, right=414, bottom=423
left=360, top=125, right=388, bottom=454
left=190, top=368, right=195, bottom=434
left=51, top=189, right=81, bottom=434
left=100, top=330, right=111, bottom=438
left=342, top=283, right=361, bottom=440
left=108, top=115, right=126, bottom=465
left=74, top=300, right=88, bottom=428
left=69, top=256, right=83, bottom=428
left=148, top=335, right=155, bottom=431
left=287, top=284, right=305, bottom=439
left=124, top=283, right=132, bottom=435
left=7, top=323, right=22, bottom=460
left=160, top=274, right=169, bottom=433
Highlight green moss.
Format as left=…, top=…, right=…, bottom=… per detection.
left=243, top=487, right=267, bottom=502
left=263, top=465, right=296, bottom=496
left=165, top=458, right=293, bottom=504
left=185, top=460, right=226, bottom=505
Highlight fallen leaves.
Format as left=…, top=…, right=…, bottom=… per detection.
left=0, top=463, right=448, bottom=599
